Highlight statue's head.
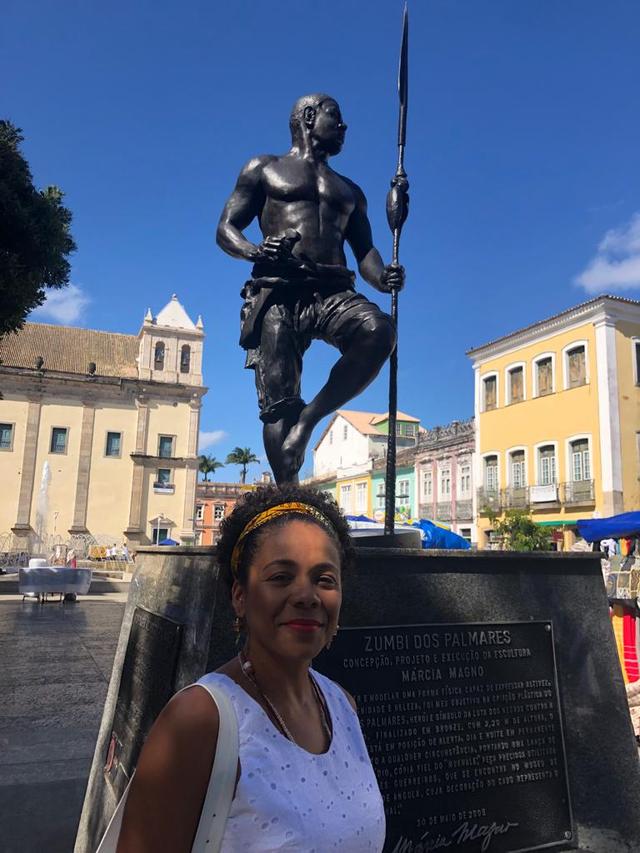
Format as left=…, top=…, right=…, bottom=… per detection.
left=289, top=94, right=347, bottom=155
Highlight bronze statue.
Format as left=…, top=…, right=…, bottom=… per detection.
left=217, top=94, right=404, bottom=484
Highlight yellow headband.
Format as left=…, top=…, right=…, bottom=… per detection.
left=230, top=501, right=335, bottom=577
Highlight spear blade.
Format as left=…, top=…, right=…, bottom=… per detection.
left=397, top=2, right=409, bottom=150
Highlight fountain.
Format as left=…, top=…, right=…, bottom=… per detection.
left=34, top=460, right=52, bottom=555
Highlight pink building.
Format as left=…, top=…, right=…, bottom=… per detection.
left=416, top=418, right=475, bottom=544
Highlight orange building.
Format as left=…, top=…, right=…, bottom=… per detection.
left=194, top=474, right=272, bottom=545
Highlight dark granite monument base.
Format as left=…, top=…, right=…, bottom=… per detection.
left=76, top=545, right=640, bottom=853
left=313, top=547, right=640, bottom=852
left=74, top=546, right=222, bottom=853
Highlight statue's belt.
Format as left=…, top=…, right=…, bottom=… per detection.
left=239, top=268, right=356, bottom=350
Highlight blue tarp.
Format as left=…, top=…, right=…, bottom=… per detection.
left=411, top=519, right=471, bottom=550
left=158, top=538, right=179, bottom=546
left=576, top=512, right=640, bottom=543
left=346, top=515, right=470, bottom=550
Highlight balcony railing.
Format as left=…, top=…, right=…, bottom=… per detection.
left=198, top=482, right=248, bottom=496
left=562, top=479, right=595, bottom=505
left=436, top=502, right=452, bottom=522
left=504, top=487, right=529, bottom=509
left=455, top=499, right=473, bottom=521
left=153, top=481, right=175, bottom=494
left=478, top=481, right=596, bottom=515
left=477, top=488, right=502, bottom=515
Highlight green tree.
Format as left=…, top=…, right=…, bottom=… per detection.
left=0, top=120, right=77, bottom=336
left=489, top=509, right=552, bottom=551
left=198, top=455, right=224, bottom=482
left=226, top=446, right=259, bottom=484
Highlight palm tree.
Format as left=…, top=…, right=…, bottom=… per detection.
left=226, top=446, right=260, bottom=484
left=198, top=455, right=224, bottom=482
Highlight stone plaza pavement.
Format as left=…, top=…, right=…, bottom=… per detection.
left=0, top=593, right=126, bottom=853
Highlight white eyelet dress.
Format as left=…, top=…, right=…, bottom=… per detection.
left=196, top=671, right=386, bottom=852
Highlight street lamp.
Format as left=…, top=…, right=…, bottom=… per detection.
left=155, top=512, right=165, bottom=545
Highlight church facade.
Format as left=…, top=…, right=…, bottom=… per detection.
left=0, top=295, right=206, bottom=551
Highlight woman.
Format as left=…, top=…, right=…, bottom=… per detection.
left=117, top=483, right=385, bottom=852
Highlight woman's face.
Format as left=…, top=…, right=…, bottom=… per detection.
left=232, top=519, right=342, bottom=661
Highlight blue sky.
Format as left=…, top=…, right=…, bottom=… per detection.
left=4, top=0, right=640, bottom=479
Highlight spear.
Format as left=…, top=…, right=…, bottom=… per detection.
left=384, top=3, right=410, bottom=536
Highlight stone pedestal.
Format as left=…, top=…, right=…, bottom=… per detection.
left=314, top=547, right=640, bottom=852
left=74, top=546, right=220, bottom=853
left=76, top=545, right=640, bottom=853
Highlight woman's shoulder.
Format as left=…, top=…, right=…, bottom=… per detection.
left=312, top=670, right=358, bottom=713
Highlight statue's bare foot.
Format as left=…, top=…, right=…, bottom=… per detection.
left=281, top=417, right=314, bottom=482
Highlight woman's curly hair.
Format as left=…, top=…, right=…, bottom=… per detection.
left=216, top=483, right=354, bottom=589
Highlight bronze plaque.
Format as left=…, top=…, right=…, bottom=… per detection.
left=317, top=621, right=573, bottom=852
left=106, top=607, right=183, bottom=789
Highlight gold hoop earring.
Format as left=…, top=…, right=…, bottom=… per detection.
left=233, top=615, right=246, bottom=645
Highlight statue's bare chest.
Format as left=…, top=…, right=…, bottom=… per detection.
left=263, top=159, right=355, bottom=216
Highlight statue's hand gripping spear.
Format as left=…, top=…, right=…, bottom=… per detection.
left=384, top=3, right=410, bottom=536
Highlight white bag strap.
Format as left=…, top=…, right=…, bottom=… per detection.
left=190, top=681, right=239, bottom=852
left=95, top=772, right=134, bottom=853
left=95, top=679, right=239, bottom=853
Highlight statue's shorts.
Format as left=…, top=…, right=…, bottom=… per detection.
left=240, top=274, right=394, bottom=424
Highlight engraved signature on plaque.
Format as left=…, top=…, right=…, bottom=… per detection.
left=317, top=621, right=573, bottom=852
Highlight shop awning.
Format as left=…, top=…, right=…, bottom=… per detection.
left=576, top=511, right=640, bottom=542
left=534, top=520, right=578, bottom=527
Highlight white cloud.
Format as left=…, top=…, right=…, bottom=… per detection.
left=30, top=284, right=91, bottom=324
left=198, top=430, right=227, bottom=452
left=575, top=213, right=640, bottom=293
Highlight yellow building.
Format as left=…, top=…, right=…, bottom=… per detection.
left=467, top=295, right=640, bottom=549
left=0, top=295, right=206, bottom=551
left=334, top=464, right=373, bottom=518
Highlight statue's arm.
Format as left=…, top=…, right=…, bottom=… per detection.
left=216, top=156, right=272, bottom=261
left=344, top=182, right=404, bottom=293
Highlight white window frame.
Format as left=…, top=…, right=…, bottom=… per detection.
left=214, top=504, right=225, bottom=520
left=376, top=482, right=385, bottom=509
left=631, top=338, right=640, bottom=386
left=532, top=352, right=556, bottom=398
left=506, top=445, right=528, bottom=488
left=355, top=482, right=367, bottom=513
left=482, top=452, right=500, bottom=492
left=565, top=434, right=592, bottom=483
left=481, top=371, right=499, bottom=412
left=504, top=361, right=526, bottom=405
left=422, top=469, right=433, bottom=500
left=562, top=340, right=589, bottom=390
left=438, top=465, right=451, bottom=499
left=195, top=504, right=204, bottom=520
left=397, top=478, right=410, bottom=499
left=339, top=483, right=353, bottom=512
left=534, top=441, right=558, bottom=486
left=458, top=458, right=471, bottom=498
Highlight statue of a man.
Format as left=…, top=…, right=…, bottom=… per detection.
left=217, top=94, right=404, bottom=483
